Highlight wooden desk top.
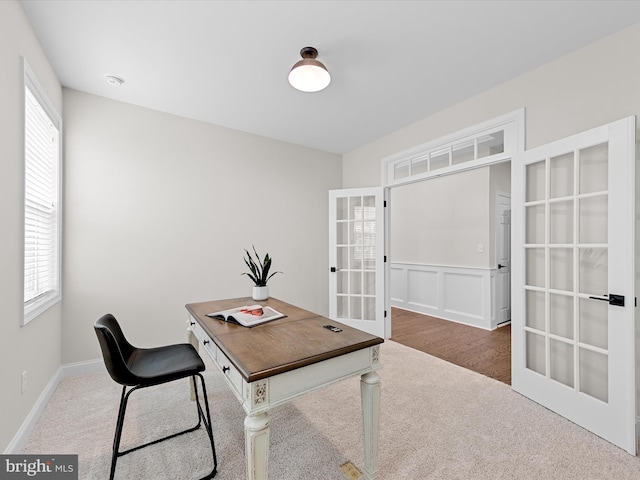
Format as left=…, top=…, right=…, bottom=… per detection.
left=186, top=297, right=384, bottom=382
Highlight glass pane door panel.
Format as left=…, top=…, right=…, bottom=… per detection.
left=526, top=332, right=546, bottom=375
left=363, top=271, right=375, bottom=295
left=337, top=246, right=348, bottom=270
left=337, top=271, right=348, bottom=295
left=526, top=248, right=545, bottom=287
left=579, top=248, right=608, bottom=295
left=336, top=198, right=348, bottom=221
left=363, top=195, right=376, bottom=214
left=550, top=248, right=573, bottom=291
left=550, top=200, right=573, bottom=244
left=349, top=246, right=362, bottom=269
left=349, top=220, right=358, bottom=243
left=550, top=339, right=574, bottom=387
left=526, top=161, right=546, bottom=202
left=452, top=140, right=474, bottom=165
left=337, top=296, right=347, bottom=318
left=550, top=293, right=573, bottom=339
left=430, top=148, right=449, bottom=170
left=350, top=271, right=362, bottom=295
left=336, top=222, right=348, bottom=244
left=579, top=143, right=608, bottom=194
left=579, top=348, right=608, bottom=402
left=350, top=297, right=362, bottom=320
left=363, top=297, right=375, bottom=320
left=363, top=246, right=376, bottom=270
left=579, top=196, right=608, bottom=244
left=477, top=130, right=504, bottom=157
left=550, top=152, right=574, bottom=198
left=526, top=205, right=545, bottom=244
left=349, top=196, right=362, bottom=217
left=363, top=221, right=376, bottom=243
left=525, top=290, right=546, bottom=331
left=579, top=298, right=608, bottom=350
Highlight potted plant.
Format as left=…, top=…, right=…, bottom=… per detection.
left=242, top=246, right=282, bottom=301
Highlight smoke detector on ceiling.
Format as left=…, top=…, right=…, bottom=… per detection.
left=105, top=74, right=125, bottom=87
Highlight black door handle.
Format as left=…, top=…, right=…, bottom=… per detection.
left=588, top=294, right=625, bottom=307
left=498, top=264, right=506, bottom=269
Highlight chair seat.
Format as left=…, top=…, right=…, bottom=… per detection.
left=127, top=343, right=205, bottom=387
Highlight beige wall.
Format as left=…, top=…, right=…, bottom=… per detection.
left=390, top=168, right=491, bottom=267
left=390, top=163, right=511, bottom=269
left=61, top=90, right=342, bottom=364
left=0, top=1, right=63, bottom=452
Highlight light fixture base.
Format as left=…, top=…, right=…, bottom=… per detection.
left=300, top=46, right=318, bottom=59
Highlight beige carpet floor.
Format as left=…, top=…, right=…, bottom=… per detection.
left=21, top=340, right=640, bottom=479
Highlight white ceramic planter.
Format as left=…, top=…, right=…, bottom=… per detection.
left=252, top=286, right=269, bottom=301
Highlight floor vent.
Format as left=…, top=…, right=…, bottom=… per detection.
left=340, top=461, right=362, bottom=479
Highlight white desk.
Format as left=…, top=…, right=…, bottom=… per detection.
left=185, top=297, right=383, bottom=480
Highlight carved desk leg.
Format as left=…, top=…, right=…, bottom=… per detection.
left=361, top=371, right=381, bottom=480
left=244, top=412, right=270, bottom=480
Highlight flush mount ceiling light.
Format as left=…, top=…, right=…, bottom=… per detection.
left=288, top=46, right=331, bottom=93
left=105, top=74, right=125, bottom=87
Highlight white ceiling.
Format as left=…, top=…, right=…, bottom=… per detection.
left=19, top=0, right=640, bottom=154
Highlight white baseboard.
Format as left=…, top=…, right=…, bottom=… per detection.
left=3, top=358, right=104, bottom=454
left=60, top=358, right=106, bottom=378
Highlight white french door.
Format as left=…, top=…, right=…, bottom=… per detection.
left=328, top=188, right=386, bottom=338
left=512, top=117, right=636, bottom=454
left=496, top=194, right=512, bottom=324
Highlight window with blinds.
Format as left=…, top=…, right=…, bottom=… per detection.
left=23, top=58, right=62, bottom=325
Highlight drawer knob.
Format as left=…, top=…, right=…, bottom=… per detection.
left=189, top=321, right=195, bottom=326
left=203, top=340, right=210, bottom=345
left=222, top=366, right=230, bottom=374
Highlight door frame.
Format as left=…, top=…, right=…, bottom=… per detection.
left=381, top=109, right=525, bottom=337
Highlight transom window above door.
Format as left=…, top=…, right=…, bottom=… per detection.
left=382, top=110, right=523, bottom=187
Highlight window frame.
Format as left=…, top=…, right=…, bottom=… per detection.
left=22, top=57, right=63, bottom=325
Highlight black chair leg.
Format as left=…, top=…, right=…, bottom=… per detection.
left=108, top=378, right=217, bottom=480
left=193, top=373, right=217, bottom=479
left=110, top=385, right=135, bottom=480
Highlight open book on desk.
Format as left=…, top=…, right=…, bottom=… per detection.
left=206, top=305, right=285, bottom=327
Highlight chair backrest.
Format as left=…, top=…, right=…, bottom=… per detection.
left=94, top=314, right=140, bottom=386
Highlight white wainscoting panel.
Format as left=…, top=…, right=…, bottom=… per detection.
left=391, top=262, right=497, bottom=330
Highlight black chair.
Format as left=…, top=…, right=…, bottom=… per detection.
left=94, top=313, right=217, bottom=480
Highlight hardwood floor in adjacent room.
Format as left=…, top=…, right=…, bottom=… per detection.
left=390, top=307, right=511, bottom=385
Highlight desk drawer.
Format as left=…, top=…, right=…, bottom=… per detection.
left=189, top=319, right=218, bottom=362
left=188, top=316, right=244, bottom=398
left=217, top=349, right=244, bottom=397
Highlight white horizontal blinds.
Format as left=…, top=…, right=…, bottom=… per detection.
left=24, top=85, right=59, bottom=304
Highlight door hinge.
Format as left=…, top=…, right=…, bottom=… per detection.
left=384, top=310, right=387, bottom=317
left=384, top=255, right=387, bottom=262
left=384, top=200, right=387, bottom=207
